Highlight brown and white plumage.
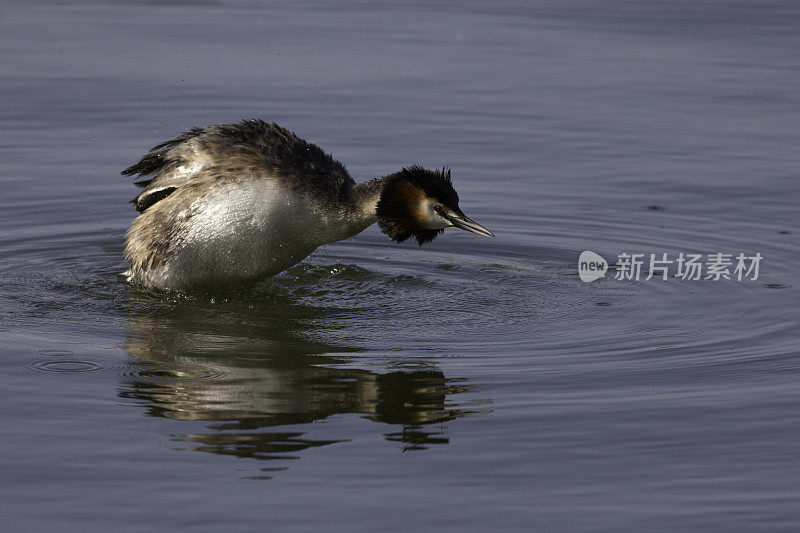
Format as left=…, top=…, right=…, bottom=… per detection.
left=121, top=120, right=493, bottom=291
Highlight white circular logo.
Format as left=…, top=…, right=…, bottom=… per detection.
left=578, top=251, right=608, bottom=282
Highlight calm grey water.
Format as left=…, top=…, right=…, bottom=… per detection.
left=2, top=1, right=799, bottom=531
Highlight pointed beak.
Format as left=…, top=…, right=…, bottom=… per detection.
left=446, top=211, right=495, bottom=238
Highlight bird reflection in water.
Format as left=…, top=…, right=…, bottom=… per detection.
left=120, top=290, right=489, bottom=472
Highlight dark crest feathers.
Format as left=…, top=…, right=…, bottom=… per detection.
left=376, top=165, right=460, bottom=246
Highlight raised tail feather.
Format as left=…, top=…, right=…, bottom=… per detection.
left=121, top=129, right=204, bottom=178
left=121, top=128, right=206, bottom=212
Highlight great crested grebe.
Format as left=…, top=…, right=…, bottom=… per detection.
left=122, top=120, right=494, bottom=291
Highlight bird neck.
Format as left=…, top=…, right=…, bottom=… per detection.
left=347, top=176, right=386, bottom=226
left=313, top=176, right=386, bottom=245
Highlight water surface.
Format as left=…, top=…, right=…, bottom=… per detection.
left=1, top=1, right=799, bottom=531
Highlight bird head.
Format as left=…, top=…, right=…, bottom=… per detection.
left=376, top=165, right=494, bottom=245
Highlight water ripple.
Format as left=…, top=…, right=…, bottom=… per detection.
left=27, top=359, right=107, bottom=374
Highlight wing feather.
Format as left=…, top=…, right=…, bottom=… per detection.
left=122, top=120, right=354, bottom=212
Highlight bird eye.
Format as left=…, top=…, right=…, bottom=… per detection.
left=433, top=204, right=443, bottom=214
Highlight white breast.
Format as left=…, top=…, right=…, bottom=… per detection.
left=143, top=178, right=362, bottom=290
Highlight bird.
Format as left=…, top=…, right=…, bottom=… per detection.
left=121, top=119, right=494, bottom=291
